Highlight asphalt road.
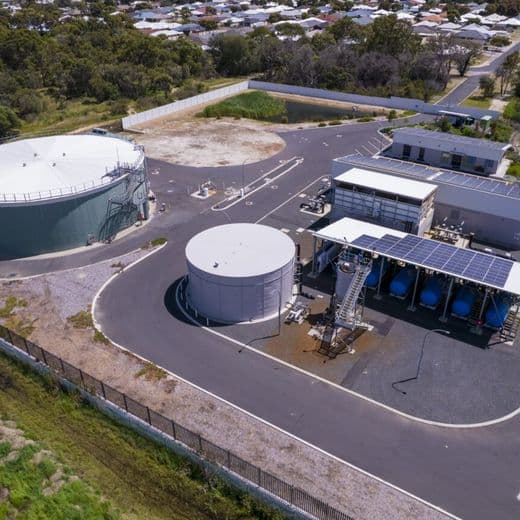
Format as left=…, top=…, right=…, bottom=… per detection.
left=4, top=46, right=520, bottom=519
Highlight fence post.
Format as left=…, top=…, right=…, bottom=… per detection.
left=289, top=485, right=294, bottom=505
left=59, top=357, right=66, bottom=374
left=5, top=328, right=13, bottom=345
left=146, top=407, right=151, bottom=425
left=171, top=420, right=176, bottom=440
left=79, top=369, right=85, bottom=388
left=198, top=434, right=203, bottom=452
left=257, top=467, right=261, bottom=485
left=122, top=394, right=128, bottom=412
left=40, top=347, right=48, bottom=365
left=100, top=381, right=106, bottom=399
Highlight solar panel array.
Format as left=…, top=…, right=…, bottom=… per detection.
left=341, top=155, right=520, bottom=199
left=350, top=233, right=513, bottom=289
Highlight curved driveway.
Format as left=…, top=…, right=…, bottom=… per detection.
left=94, top=121, right=520, bottom=520
left=5, top=47, right=520, bottom=519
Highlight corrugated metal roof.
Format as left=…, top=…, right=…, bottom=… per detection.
left=393, top=127, right=510, bottom=152
left=334, top=167, right=437, bottom=200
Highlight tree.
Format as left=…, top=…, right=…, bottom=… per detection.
left=364, top=15, right=420, bottom=57
left=453, top=40, right=481, bottom=76
left=0, top=105, right=21, bottom=138
left=496, top=50, right=519, bottom=95
left=209, top=34, right=253, bottom=76
left=479, top=75, right=495, bottom=98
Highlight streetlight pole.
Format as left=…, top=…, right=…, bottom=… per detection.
left=241, top=160, right=246, bottom=197
left=392, top=328, right=450, bottom=395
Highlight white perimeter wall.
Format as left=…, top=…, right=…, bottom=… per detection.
left=122, top=80, right=498, bottom=129
left=122, top=81, right=250, bottom=129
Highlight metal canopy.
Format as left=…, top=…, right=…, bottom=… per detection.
left=314, top=218, right=520, bottom=296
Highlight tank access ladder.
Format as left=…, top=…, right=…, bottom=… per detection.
left=335, top=255, right=372, bottom=330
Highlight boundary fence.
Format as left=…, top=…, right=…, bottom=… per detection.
left=0, top=323, right=352, bottom=520
left=122, top=81, right=249, bottom=129
left=122, top=79, right=498, bottom=130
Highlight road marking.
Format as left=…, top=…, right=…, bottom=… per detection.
left=361, top=145, right=374, bottom=155
left=256, top=175, right=326, bottom=225
left=212, top=157, right=303, bottom=212
left=167, top=281, right=462, bottom=520
left=280, top=228, right=290, bottom=233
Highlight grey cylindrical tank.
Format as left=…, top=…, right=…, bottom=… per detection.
left=186, top=223, right=295, bottom=323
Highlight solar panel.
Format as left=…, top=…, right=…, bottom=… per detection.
left=371, top=234, right=401, bottom=252
left=424, top=243, right=457, bottom=269
left=347, top=229, right=514, bottom=289
left=508, top=185, right=520, bottom=197
left=384, top=234, right=420, bottom=257
left=493, top=183, right=512, bottom=195
left=463, top=177, right=483, bottom=188
left=343, top=155, right=520, bottom=200
left=404, top=241, right=440, bottom=264
left=351, top=234, right=378, bottom=248
left=442, top=250, right=475, bottom=276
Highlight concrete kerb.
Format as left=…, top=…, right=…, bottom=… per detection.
left=0, top=338, right=311, bottom=520
left=90, top=243, right=460, bottom=519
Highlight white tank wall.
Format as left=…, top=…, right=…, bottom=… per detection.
left=187, top=257, right=295, bottom=323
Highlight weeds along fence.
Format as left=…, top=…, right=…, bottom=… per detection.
left=0, top=323, right=352, bottom=520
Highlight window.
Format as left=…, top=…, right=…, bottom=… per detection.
left=485, top=159, right=494, bottom=170
left=402, top=144, right=411, bottom=158
left=418, top=147, right=425, bottom=162
left=441, top=152, right=451, bottom=164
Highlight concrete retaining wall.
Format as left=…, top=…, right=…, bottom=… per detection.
left=122, top=81, right=250, bottom=129
left=249, top=81, right=499, bottom=120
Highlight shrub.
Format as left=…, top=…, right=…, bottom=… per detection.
left=507, top=162, right=520, bottom=178
left=67, top=310, right=93, bottom=329
left=328, top=120, right=342, bottom=125
left=503, top=97, right=520, bottom=122
left=318, top=122, right=327, bottom=127
left=490, top=35, right=510, bottom=47
left=201, top=91, right=286, bottom=121
left=357, top=117, right=374, bottom=122
left=150, top=237, right=167, bottom=247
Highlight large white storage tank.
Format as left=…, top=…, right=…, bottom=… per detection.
left=185, top=223, right=295, bottom=323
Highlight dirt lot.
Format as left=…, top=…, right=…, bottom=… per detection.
left=128, top=92, right=391, bottom=168
left=131, top=116, right=286, bottom=167
left=0, top=251, right=448, bottom=520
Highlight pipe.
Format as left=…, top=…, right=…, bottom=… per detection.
left=440, top=278, right=454, bottom=323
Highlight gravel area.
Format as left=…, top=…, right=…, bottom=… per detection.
left=0, top=251, right=451, bottom=520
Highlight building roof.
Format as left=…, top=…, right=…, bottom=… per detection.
left=334, top=167, right=437, bottom=200
left=0, top=135, right=142, bottom=203
left=334, top=154, right=520, bottom=200
left=392, top=127, right=511, bottom=160
left=314, top=217, right=520, bottom=295
left=185, top=223, right=295, bottom=278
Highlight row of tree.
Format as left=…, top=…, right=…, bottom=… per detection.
left=211, top=17, right=481, bottom=99
left=0, top=7, right=482, bottom=137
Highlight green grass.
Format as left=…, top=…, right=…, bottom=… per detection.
left=507, top=162, right=520, bottom=178
left=19, top=98, right=123, bottom=137
left=67, top=310, right=94, bottom=330
left=0, top=296, right=28, bottom=319
left=200, top=91, right=286, bottom=121
left=134, top=362, right=167, bottom=382
left=0, top=441, right=116, bottom=519
left=199, top=77, right=249, bottom=91
left=0, top=351, right=283, bottom=520
left=461, top=96, right=492, bottom=109
left=150, top=237, right=167, bottom=247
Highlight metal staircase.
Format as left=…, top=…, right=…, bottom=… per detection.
left=335, top=254, right=372, bottom=330
left=99, top=164, right=147, bottom=242
left=500, top=305, right=520, bottom=341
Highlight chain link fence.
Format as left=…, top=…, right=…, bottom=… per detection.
left=0, top=324, right=353, bottom=520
